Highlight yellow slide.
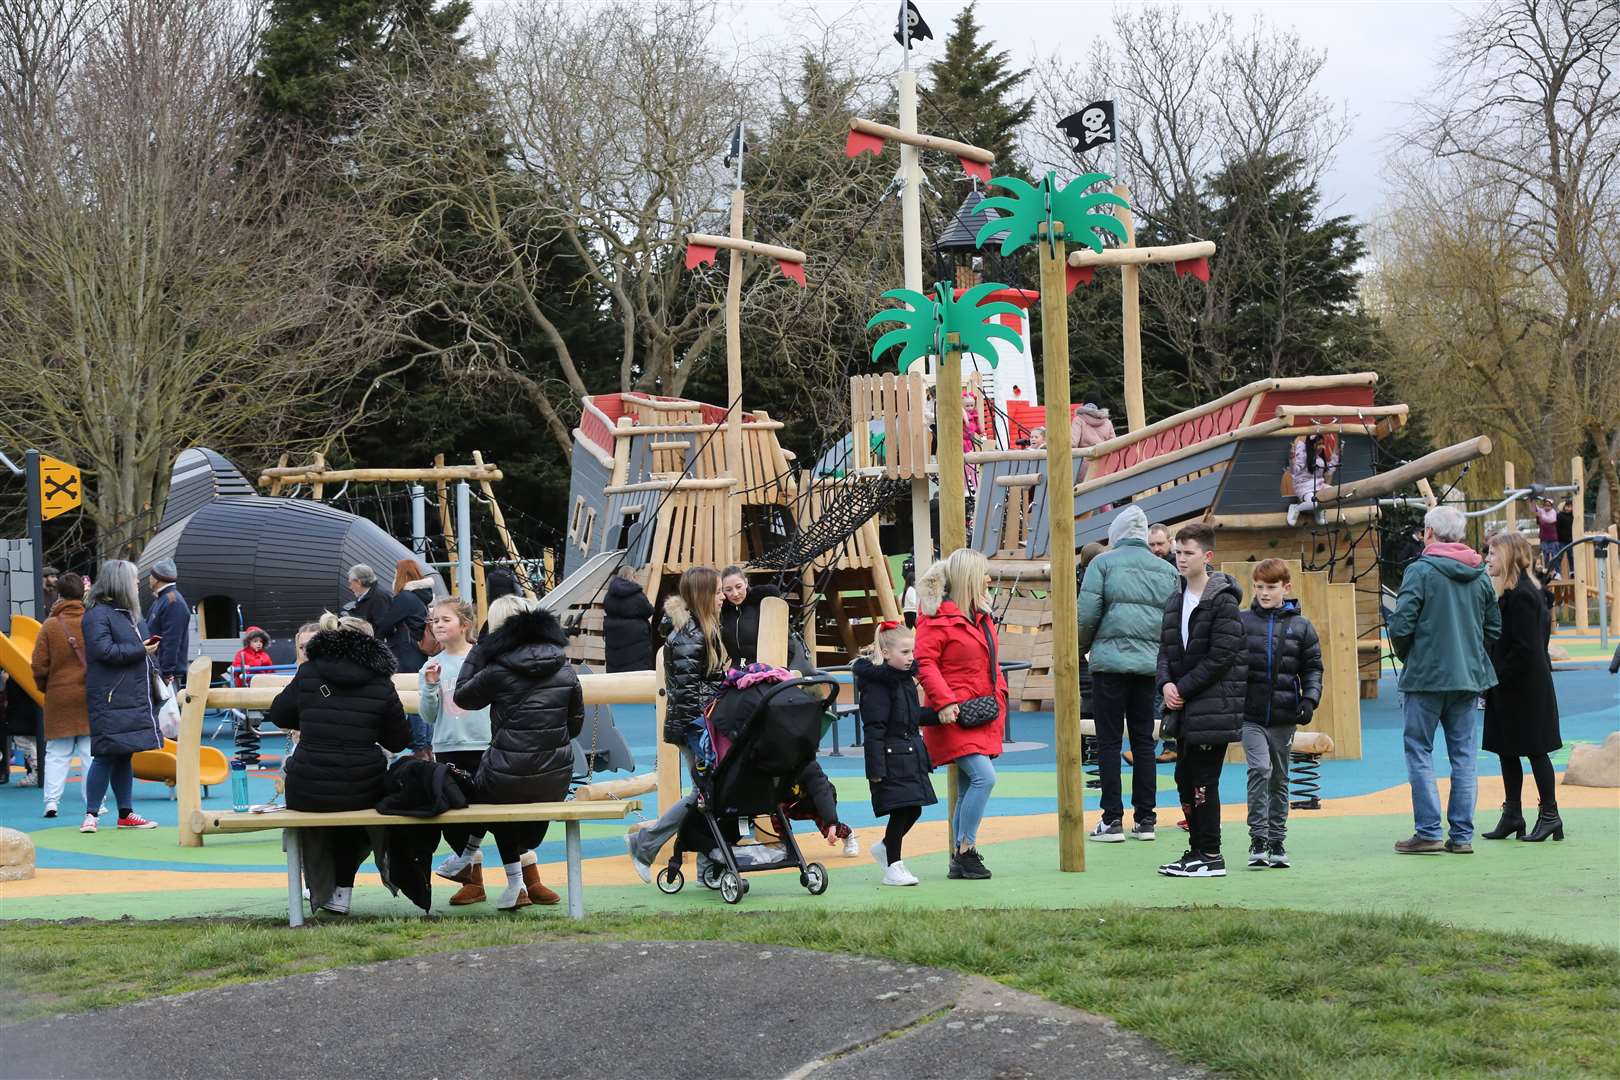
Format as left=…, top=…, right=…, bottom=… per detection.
left=1, top=617, right=228, bottom=789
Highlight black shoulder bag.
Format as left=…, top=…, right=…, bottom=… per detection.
left=955, top=615, right=1001, bottom=730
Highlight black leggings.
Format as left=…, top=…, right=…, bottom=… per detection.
left=882, top=806, right=923, bottom=865
left=437, top=750, right=486, bottom=855
left=493, top=822, right=547, bottom=866
left=1498, top=753, right=1556, bottom=806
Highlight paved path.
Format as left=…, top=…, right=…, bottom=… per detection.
left=0, top=941, right=1204, bottom=1080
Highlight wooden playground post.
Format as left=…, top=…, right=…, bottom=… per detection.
left=723, top=188, right=746, bottom=564
left=1504, top=461, right=1518, bottom=534
left=898, top=69, right=932, bottom=574
left=175, top=655, right=213, bottom=848
left=434, top=453, right=458, bottom=597
left=937, top=337, right=967, bottom=554
left=1038, top=221, right=1085, bottom=873
left=471, top=450, right=533, bottom=599
left=1573, top=456, right=1588, bottom=633
left=1115, top=184, right=1145, bottom=434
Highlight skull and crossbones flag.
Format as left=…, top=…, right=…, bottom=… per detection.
left=723, top=123, right=745, bottom=169
left=1057, top=100, right=1117, bottom=156
left=894, top=0, right=933, bottom=48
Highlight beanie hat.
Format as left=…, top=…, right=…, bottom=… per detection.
left=150, top=559, right=179, bottom=583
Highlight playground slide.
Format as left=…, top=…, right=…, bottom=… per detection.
left=3, top=618, right=228, bottom=789
left=539, top=548, right=627, bottom=616
left=0, top=615, right=44, bottom=704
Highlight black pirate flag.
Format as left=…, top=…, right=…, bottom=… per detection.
left=894, top=0, right=933, bottom=48
left=723, top=123, right=745, bottom=169
left=1057, top=100, right=1116, bottom=157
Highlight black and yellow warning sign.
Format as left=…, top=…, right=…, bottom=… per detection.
left=39, top=455, right=81, bottom=520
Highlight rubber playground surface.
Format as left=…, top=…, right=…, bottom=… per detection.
left=4, top=667, right=1617, bottom=947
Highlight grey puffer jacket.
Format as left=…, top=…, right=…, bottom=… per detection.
left=661, top=596, right=724, bottom=746
left=454, top=607, right=583, bottom=804
left=1156, top=572, right=1248, bottom=745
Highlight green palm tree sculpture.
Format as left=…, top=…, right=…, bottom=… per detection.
left=974, top=171, right=1130, bottom=255
left=866, top=281, right=1025, bottom=370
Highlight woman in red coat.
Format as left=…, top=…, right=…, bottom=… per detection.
left=915, top=548, right=1005, bottom=880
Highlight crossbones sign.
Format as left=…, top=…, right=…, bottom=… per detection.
left=1057, top=100, right=1117, bottom=157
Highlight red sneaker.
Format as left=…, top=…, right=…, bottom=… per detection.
left=116, top=813, right=159, bottom=829
left=1177, top=819, right=1190, bottom=832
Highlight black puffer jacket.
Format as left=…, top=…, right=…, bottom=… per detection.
left=82, top=603, right=162, bottom=757
left=854, top=657, right=938, bottom=816
left=662, top=596, right=724, bottom=746
left=454, top=606, right=583, bottom=804
left=1156, top=572, right=1247, bottom=745
left=721, top=583, right=781, bottom=667
left=602, top=575, right=655, bottom=673
left=1238, top=599, right=1323, bottom=727
left=269, top=629, right=411, bottom=812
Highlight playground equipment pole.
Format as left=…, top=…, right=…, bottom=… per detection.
left=1038, top=224, right=1085, bottom=872
left=898, top=69, right=933, bottom=573
left=410, top=484, right=426, bottom=561
left=456, top=481, right=473, bottom=602
left=724, top=186, right=746, bottom=565
left=1572, top=456, right=1588, bottom=634
left=937, top=338, right=966, bottom=554
left=1116, top=184, right=1145, bottom=434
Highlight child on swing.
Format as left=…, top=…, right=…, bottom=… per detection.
left=854, top=621, right=938, bottom=886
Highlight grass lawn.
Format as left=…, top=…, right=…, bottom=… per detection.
left=4, top=906, right=1617, bottom=1079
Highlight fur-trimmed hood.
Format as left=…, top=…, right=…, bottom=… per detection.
left=480, top=606, right=570, bottom=678
left=917, top=566, right=949, bottom=618
left=305, top=628, right=397, bottom=684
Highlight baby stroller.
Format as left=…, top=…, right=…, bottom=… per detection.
left=656, top=673, right=838, bottom=904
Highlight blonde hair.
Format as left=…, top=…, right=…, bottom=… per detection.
left=924, top=549, right=991, bottom=618
left=429, top=597, right=477, bottom=643
left=864, top=622, right=914, bottom=661
left=318, top=611, right=373, bottom=635
left=487, top=594, right=536, bottom=633
left=1487, top=531, right=1537, bottom=595
left=679, top=566, right=727, bottom=674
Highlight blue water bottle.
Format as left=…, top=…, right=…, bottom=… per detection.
left=230, top=758, right=250, bottom=812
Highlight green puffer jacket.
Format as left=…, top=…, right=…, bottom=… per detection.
left=1078, top=538, right=1181, bottom=675
left=1387, top=546, right=1502, bottom=693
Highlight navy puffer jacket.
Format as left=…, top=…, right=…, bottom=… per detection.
left=1156, top=572, right=1248, bottom=745
left=82, top=603, right=162, bottom=757
left=1238, top=599, right=1323, bottom=727
left=454, top=606, right=583, bottom=804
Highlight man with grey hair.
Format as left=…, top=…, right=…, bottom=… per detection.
left=344, top=564, right=393, bottom=631
left=1386, top=504, right=1501, bottom=855
left=144, top=559, right=189, bottom=686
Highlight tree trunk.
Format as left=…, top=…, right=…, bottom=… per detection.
left=1586, top=421, right=1620, bottom=530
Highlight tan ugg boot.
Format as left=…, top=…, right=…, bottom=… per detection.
left=448, top=858, right=486, bottom=906
left=520, top=850, right=560, bottom=905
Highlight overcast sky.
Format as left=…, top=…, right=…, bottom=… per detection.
left=709, top=0, right=1483, bottom=225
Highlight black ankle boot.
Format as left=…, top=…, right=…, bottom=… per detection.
left=1482, top=802, right=1525, bottom=839
left=1520, top=804, right=1564, bottom=843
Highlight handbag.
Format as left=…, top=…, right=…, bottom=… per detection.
left=418, top=618, right=442, bottom=658
left=1159, top=708, right=1182, bottom=741
left=954, top=616, right=1002, bottom=730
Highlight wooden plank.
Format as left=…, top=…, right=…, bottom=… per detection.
left=195, top=800, right=636, bottom=835
left=1326, top=581, right=1362, bottom=759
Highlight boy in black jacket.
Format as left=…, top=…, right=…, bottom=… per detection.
left=1238, top=559, right=1323, bottom=869
left=1156, top=523, right=1247, bottom=878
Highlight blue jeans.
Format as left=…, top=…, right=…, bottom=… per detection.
left=951, top=754, right=996, bottom=850
left=1402, top=691, right=1479, bottom=843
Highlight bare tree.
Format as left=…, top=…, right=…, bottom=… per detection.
left=1028, top=8, right=1350, bottom=400
left=0, top=0, right=384, bottom=553
left=1398, top=0, right=1619, bottom=518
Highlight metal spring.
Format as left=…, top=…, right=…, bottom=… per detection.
left=1289, top=752, right=1323, bottom=810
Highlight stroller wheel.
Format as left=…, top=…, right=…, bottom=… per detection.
left=718, top=870, right=744, bottom=905
left=803, top=862, right=829, bottom=895
left=699, top=862, right=723, bottom=890
left=656, top=867, right=684, bottom=894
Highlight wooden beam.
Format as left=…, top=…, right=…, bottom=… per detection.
left=686, top=233, right=807, bottom=265
left=472, top=450, right=531, bottom=598
left=175, top=655, right=213, bottom=848
left=1271, top=403, right=1408, bottom=420
left=604, top=477, right=736, bottom=495
left=1314, top=436, right=1493, bottom=506
left=1207, top=507, right=1380, bottom=529
left=1068, top=239, right=1217, bottom=268
left=848, top=116, right=994, bottom=163
left=256, top=464, right=503, bottom=486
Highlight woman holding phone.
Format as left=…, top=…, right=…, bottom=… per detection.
left=79, top=560, right=164, bottom=833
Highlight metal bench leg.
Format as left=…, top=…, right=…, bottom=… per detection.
left=286, top=829, right=305, bottom=928
left=565, top=820, right=584, bottom=920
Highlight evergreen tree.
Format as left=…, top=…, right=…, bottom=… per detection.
left=252, top=0, right=471, bottom=140
left=920, top=3, right=1034, bottom=174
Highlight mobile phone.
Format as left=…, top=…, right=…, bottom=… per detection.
left=144, top=635, right=162, bottom=645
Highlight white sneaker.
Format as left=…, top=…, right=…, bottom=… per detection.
left=870, top=840, right=887, bottom=869
left=881, top=861, right=920, bottom=886
left=625, top=832, right=653, bottom=884
left=842, top=834, right=860, bottom=857
left=44, top=803, right=58, bottom=818
left=321, top=886, right=352, bottom=914
left=79, top=813, right=97, bottom=834
left=434, top=852, right=471, bottom=881
left=496, top=880, right=527, bottom=910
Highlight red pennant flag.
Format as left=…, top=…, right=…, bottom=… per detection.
left=959, top=157, right=991, bottom=183
left=685, top=243, right=718, bottom=270
left=845, top=130, right=886, bottom=158
left=1065, top=265, right=1094, bottom=294
left=778, top=259, right=806, bottom=286
left=1174, top=256, right=1210, bottom=282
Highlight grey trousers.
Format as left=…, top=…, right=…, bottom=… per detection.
left=1241, top=723, right=1294, bottom=843
left=629, top=792, right=695, bottom=864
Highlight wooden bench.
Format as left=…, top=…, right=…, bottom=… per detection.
left=190, top=800, right=638, bottom=926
